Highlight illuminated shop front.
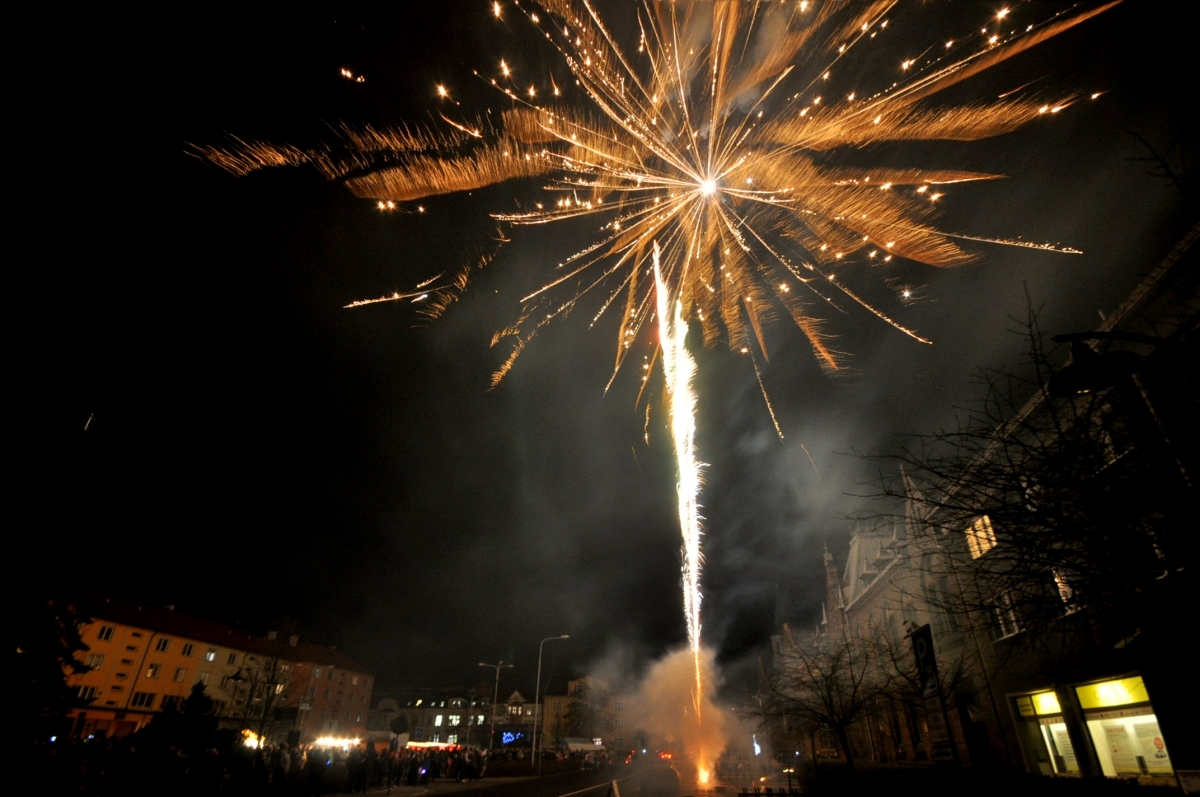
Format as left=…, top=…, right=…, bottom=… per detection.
left=1011, top=674, right=1174, bottom=783
left=1013, top=689, right=1080, bottom=776
left=1075, top=677, right=1174, bottom=780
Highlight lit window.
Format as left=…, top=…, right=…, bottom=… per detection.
left=182, top=643, right=194, bottom=657
left=449, top=715, right=461, bottom=727
left=478, top=714, right=485, bottom=725
left=131, top=692, right=156, bottom=708
left=146, top=663, right=162, bottom=679
left=86, top=653, right=105, bottom=670
left=275, top=683, right=285, bottom=695
left=1053, top=568, right=1079, bottom=612
left=435, top=715, right=444, bottom=727
left=313, top=668, right=322, bottom=679
left=447, top=734, right=458, bottom=744
left=97, top=626, right=115, bottom=642
left=205, top=649, right=217, bottom=662
left=155, top=638, right=170, bottom=652
left=174, top=668, right=188, bottom=682
left=351, top=676, right=359, bottom=685
left=967, top=515, right=997, bottom=558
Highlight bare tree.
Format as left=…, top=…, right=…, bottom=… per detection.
left=871, top=303, right=1195, bottom=667
left=757, top=624, right=894, bottom=772
left=229, top=656, right=290, bottom=743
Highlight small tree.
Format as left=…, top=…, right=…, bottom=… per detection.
left=231, top=656, right=290, bottom=743
left=758, top=625, right=892, bottom=772
left=561, top=681, right=610, bottom=742
left=17, top=596, right=92, bottom=746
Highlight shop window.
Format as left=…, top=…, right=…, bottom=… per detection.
left=1076, top=677, right=1173, bottom=778
left=1015, top=690, right=1078, bottom=775
left=1039, top=718, right=1080, bottom=775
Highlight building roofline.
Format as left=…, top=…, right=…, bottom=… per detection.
left=89, top=595, right=372, bottom=675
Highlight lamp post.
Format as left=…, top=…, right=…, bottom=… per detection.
left=479, top=661, right=513, bottom=754
left=531, top=635, right=570, bottom=774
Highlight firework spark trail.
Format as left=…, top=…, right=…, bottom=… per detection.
left=653, top=242, right=706, bottom=724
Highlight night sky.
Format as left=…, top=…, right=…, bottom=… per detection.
left=41, top=1, right=1190, bottom=699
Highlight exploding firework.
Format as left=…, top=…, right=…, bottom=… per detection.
left=198, top=0, right=1117, bottom=772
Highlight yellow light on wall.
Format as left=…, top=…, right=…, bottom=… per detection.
left=1032, top=691, right=1062, bottom=715
left=1076, top=677, right=1148, bottom=709
left=314, top=736, right=361, bottom=749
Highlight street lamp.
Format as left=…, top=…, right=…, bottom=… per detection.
left=531, top=635, right=570, bottom=774
left=479, top=661, right=514, bottom=754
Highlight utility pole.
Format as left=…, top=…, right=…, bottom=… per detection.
left=532, top=635, right=569, bottom=774
left=478, top=661, right=513, bottom=754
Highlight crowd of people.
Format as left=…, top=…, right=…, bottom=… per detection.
left=43, top=730, right=502, bottom=795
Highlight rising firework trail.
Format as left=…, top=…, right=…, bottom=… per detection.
left=198, top=0, right=1118, bottom=769
left=653, top=242, right=705, bottom=723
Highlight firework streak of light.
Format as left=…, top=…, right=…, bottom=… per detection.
left=198, top=0, right=1119, bottom=759
left=653, top=242, right=705, bottom=721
